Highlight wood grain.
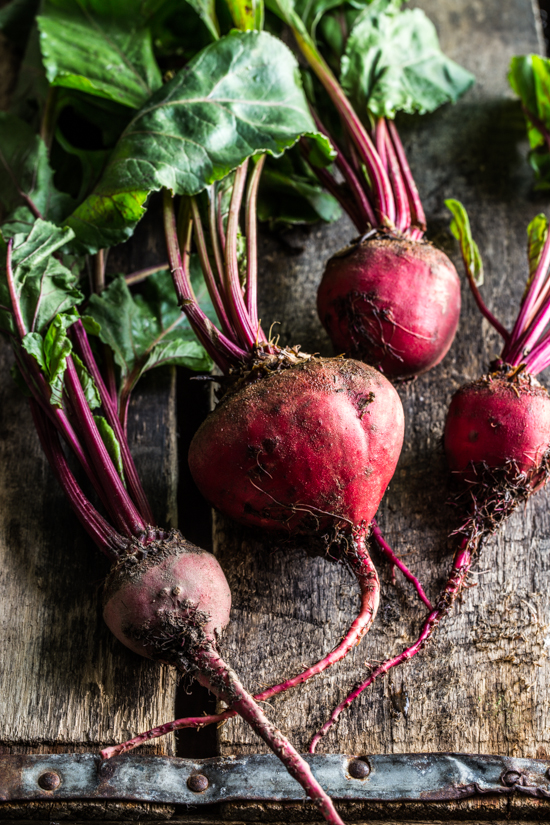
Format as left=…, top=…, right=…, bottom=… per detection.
left=215, top=0, right=550, bottom=776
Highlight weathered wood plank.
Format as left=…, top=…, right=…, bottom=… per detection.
left=215, top=0, right=550, bottom=777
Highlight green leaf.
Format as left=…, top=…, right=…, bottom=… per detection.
left=446, top=198, right=483, bottom=287
left=0, top=112, right=75, bottom=230
left=37, top=0, right=163, bottom=109
left=42, top=315, right=74, bottom=406
left=0, top=0, right=40, bottom=49
left=93, top=415, right=125, bottom=482
left=509, top=55, right=550, bottom=187
left=185, top=0, right=220, bottom=38
left=86, top=269, right=213, bottom=396
left=21, top=331, right=47, bottom=371
left=81, top=314, right=101, bottom=336
left=21, top=312, right=74, bottom=406
left=340, top=0, right=475, bottom=118
left=66, top=30, right=334, bottom=252
left=258, top=151, right=341, bottom=226
left=0, top=221, right=81, bottom=337
left=74, top=353, right=101, bottom=409
left=526, top=213, right=549, bottom=287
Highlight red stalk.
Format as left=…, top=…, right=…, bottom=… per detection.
left=309, top=538, right=474, bottom=752
left=382, top=120, right=410, bottom=233
left=30, top=400, right=126, bottom=561
left=245, top=155, right=266, bottom=336
left=64, top=355, right=146, bottom=537
left=386, top=120, right=426, bottom=234
left=71, top=319, right=154, bottom=525
left=503, top=228, right=550, bottom=361
left=190, top=198, right=238, bottom=342
left=371, top=519, right=432, bottom=609
left=193, top=646, right=346, bottom=825
left=224, top=161, right=262, bottom=350
left=163, top=190, right=247, bottom=372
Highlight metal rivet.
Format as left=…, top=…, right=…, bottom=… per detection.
left=187, top=773, right=209, bottom=792
left=502, top=769, right=522, bottom=787
left=38, top=771, right=61, bottom=791
left=349, top=758, right=370, bottom=779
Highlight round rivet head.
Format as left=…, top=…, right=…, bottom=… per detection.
left=38, top=771, right=61, bottom=791
left=349, top=759, right=370, bottom=779
left=187, top=773, right=209, bottom=792
left=502, top=769, right=522, bottom=787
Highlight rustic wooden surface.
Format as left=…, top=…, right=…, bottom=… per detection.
left=2, top=0, right=550, bottom=822
left=214, top=0, right=550, bottom=799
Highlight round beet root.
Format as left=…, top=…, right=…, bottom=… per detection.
left=317, top=237, right=461, bottom=379
left=188, top=357, right=404, bottom=533
left=103, top=531, right=231, bottom=663
left=444, top=372, right=550, bottom=478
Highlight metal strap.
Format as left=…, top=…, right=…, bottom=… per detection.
left=1, top=753, right=550, bottom=804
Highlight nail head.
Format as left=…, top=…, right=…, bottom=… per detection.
left=502, top=769, right=522, bottom=787
left=187, top=773, right=209, bottom=792
left=349, top=758, right=370, bottom=779
left=38, top=771, right=61, bottom=791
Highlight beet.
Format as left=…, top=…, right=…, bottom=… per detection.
left=189, top=357, right=404, bottom=532
left=103, top=534, right=232, bottom=661
left=444, top=372, right=550, bottom=478
left=317, top=238, right=461, bottom=379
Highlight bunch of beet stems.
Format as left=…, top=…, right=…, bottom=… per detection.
left=102, top=157, right=432, bottom=758
left=4, top=242, right=353, bottom=825
left=290, top=24, right=462, bottom=382
left=296, top=44, right=426, bottom=239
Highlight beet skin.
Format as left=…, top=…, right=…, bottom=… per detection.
left=188, top=357, right=404, bottom=533
left=444, top=373, right=550, bottom=477
left=317, top=238, right=461, bottom=379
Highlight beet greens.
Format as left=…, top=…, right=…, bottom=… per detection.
left=262, top=0, right=474, bottom=379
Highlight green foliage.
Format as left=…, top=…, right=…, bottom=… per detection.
left=20, top=311, right=94, bottom=407
left=258, top=151, right=341, bottom=226
left=184, top=0, right=220, bottom=39
left=86, top=269, right=214, bottom=396
left=526, top=213, right=549, bottom=287
left=0, top=112, right=75, bottom=236
left=0, top=221, right=81, bottom=337
left=509, top=55, right=550, bottom=189
left=37, top=0, right=163, bottom=109
left=66, top=30, right=333, bottom=252
left=446, top=198, right=483, bottom=287
left=340, top=0, right=474, bottom=118
left=94, top=414, right=125, bottom=481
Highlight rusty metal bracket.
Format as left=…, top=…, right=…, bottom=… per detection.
left=1, top=753, right=550, bottom=805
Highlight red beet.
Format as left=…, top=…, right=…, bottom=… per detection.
left=444, top=373, right=550, bottom=478
left=188, top=357, right=404, bottom=532
left=103, top=534, right=232, bottom=661
left=317, top=238, right=461, bottom=380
